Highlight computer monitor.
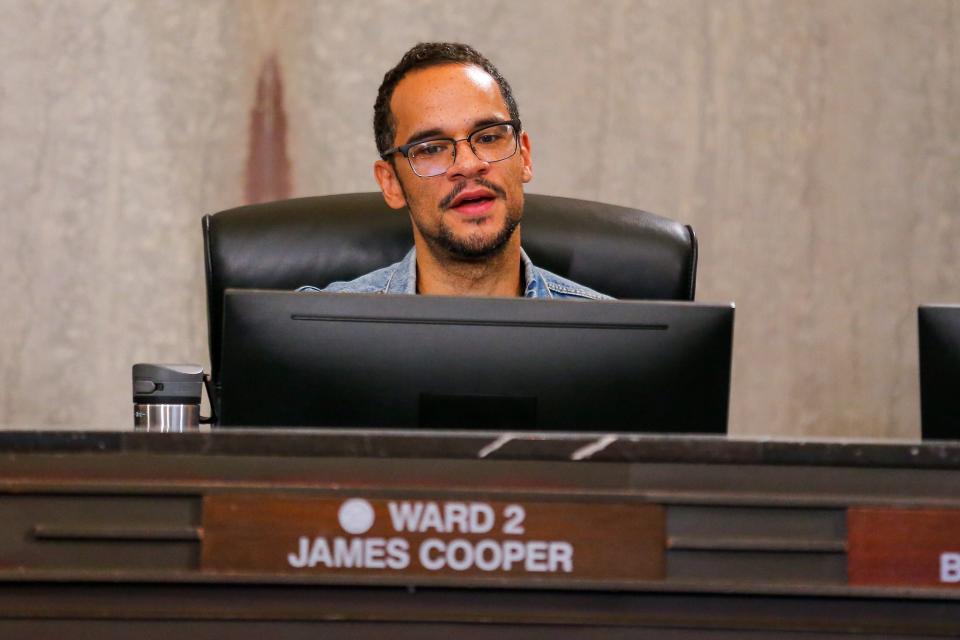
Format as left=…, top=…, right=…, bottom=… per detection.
left=218, top=290, right=734, bottom=433
left=918, top=305, right=960, bottom=440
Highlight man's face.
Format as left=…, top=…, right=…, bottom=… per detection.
left=374, top=63, right=533, bottom=260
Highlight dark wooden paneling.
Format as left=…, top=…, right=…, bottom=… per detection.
left=0, top=495, right=200, bottom=571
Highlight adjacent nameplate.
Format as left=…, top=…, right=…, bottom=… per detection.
left=848, top=507, right=960, bottom=588
left=201, top=493, right=664, bottom=584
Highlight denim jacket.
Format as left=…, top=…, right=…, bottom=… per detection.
left=298, top=247, right=612, bottom=300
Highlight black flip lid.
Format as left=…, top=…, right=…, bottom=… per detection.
left=132, top=363, right=203, bottom=404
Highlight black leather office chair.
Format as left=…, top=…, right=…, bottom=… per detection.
left=203, top=192, right=697, bottom=412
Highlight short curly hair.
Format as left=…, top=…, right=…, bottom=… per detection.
left=373, top=42, right=520, bottom=156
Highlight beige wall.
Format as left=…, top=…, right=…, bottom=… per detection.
left=1, top=0, right=958, bottom=436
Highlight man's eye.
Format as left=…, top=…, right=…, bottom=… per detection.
left=475, top=133, right=503, bottom=145
left=416, top=143, right=447, bottom=156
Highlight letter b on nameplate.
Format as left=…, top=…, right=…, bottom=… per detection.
left=201, top=494, right=664, bottom=585
left=848, top=507, right=960, bottom=588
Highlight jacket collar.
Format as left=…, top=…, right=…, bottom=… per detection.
left=385, top=247, right=550, bottom=298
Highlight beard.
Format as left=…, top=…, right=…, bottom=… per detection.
left=431, top=204, right=521, bottom=259
left=406, top=177, right=523, bottom=260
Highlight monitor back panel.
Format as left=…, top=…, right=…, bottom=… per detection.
left=919, top=305, right=960, bottom=440
left=219, top=292, right=734, bottom=433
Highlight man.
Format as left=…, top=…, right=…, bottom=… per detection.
left=302, top=42, right=610, bottom=300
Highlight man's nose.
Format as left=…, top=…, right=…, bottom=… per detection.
left=447, top=139, right=489, bottom=178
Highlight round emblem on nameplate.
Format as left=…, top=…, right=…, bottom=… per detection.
left=338, top=498, right=375, bottom=534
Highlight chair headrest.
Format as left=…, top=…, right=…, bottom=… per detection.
left=203, top=192, right=697, bottom=381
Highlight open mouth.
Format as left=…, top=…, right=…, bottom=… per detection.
left=456, top=195, right=494, bottom=206
left=449, top=189, right=497, bottom=215
left=452, top=198, right=495, bottom=217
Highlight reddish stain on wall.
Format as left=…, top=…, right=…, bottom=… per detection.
left=244, top=54, right=292, bottom=204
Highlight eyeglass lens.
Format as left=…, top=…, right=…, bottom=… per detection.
left=407, top=123, right=518, bottom=177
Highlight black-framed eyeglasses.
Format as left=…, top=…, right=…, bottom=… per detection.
left=381, top=119, right=521, bottom=178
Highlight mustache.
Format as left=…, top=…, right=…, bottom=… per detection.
left=439, top=178, right=507, bottom=210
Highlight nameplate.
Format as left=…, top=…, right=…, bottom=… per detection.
left=848, top=507, right=960, bottom=588
left=201, top=493, right=664, bottom=584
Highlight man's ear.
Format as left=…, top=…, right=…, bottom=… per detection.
left=374, top=159, right=407, bottom=209
left=519, top=130, right=533, bottom=184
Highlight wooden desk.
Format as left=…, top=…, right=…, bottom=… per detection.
left=1, top=430, right=959, bottom=638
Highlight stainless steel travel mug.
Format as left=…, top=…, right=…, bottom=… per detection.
left=132, top=364, right=204, bottom=431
